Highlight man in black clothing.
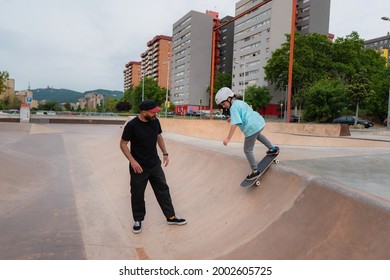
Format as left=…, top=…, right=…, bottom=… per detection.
left=120, top=99, right=186, bottom=234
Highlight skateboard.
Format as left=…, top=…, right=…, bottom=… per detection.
left=240, top=153, right=279, bottom=187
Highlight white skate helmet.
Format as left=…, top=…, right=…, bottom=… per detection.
left=215, top=87, right=234, bottom=105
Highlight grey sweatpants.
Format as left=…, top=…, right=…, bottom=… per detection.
left=243, top=129, right=273, bottom=170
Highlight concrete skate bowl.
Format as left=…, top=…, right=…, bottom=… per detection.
left=123, top=138, right=390, bottom=260
left=2, top=123, right=390, bottom=260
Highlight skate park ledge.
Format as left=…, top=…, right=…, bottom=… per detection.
left=159, top=118, right=350, bottom=142
left=159, top=118, right=390, bottom=148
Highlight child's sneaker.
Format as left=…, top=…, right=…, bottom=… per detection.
left=167, top=216, right=187, bottom=225
left=246, top=169, right=260, bottom=180
left=266, top=146, right=279, bottom=155
left=132, top=221, right=142, bottom=234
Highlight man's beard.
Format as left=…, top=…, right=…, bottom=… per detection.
left=145, top=115, right=156, bottom=121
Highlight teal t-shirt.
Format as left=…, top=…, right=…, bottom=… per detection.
left=230, top=100, right=265, bottom=137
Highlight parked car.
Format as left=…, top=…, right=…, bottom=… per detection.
left=166, top=111, right=176, bottom=116
left=36, top=110, right=56, bottom=115
left=213, top=112, right=228, bottom=120
left=290, top=115, right=302, bottom=122
left=7, top=109, right=20, bottom=114
left=332, top=116, right=373, bottom=128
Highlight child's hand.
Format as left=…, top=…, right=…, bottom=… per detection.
left=226, top=118, right=231, bottom=123
left=223, top=138, right=230, bottom=146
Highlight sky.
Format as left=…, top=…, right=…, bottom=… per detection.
left=1, top=0, right=389, bottom=93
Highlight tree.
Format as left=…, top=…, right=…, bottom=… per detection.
left=132, top=77, right=166, bottom=113
left=264, top=32, right=333, bottom=112
left=122, top=85, right=134, bottom=103
left=332, top=32, right=385, bottom=121
left=303, top=79, right=346, bottom=122
left=332, top=32, right=386, bottom=85
left=344, top=69, right=373, bottom=126
left=0, top=94, right=20, bottom=110
left=244, top=85, right=271, bottom=111
left=39, top=102, right=61, bottom=111
left=212, top=71, right=232, bottom=94
left=0, top=71, right=10, bottom=96
left=264, top=31, right=386, bottom=121
left=116, top=101, right=132, bottom=112
left=368, top=66, right=390, bottom=121
left=105, top=97, right=119, bottom=113
left=64, top=103, right=72, bottom=111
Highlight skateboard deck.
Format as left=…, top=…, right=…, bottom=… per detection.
left=240, top=153, right=279, bottom=187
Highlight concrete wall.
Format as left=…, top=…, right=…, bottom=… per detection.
left=159, top=118, right=390, bottom=147
left=160, top=118, right=349, bottom=140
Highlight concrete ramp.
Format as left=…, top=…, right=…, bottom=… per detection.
left=142, top=140, right=307, bottom=259
left=87, top=127, right=390, bottom=259
left=136, top=139, right=390, bottom=260
left=219, top=176, right=390, bottom=259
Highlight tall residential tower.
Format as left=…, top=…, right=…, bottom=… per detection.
left=123, top=61, right=141, bottom=91
left=141, top=35, right=172, bottom=89
left=231, top=0, right=330, bottom=106
left=170, top=10, right=217, bottom=114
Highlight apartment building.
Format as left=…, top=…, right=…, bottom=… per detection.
left=2, top=79, right=15, bottom=98
left=231, top=0, right=330, bottom=106
left=232, top=0, right=278, bottom=97
left=171, top=10, right=216, bottom=114
left=364, top=32, right=390, bottom=66
left=218, top=16, right=235, bottom=74
left=296, top=0, right=331, bottom=35
left=123, top=61, right=141, bottom=91
left=141, top=35, right=172, bottom=89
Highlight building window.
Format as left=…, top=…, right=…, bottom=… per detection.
left=301, top=25, right=309, bottom=31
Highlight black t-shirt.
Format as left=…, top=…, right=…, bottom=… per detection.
left=121, top=117, right=162, bottom=169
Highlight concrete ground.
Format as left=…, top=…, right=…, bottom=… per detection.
left=0, top=122, right=390, bottom=260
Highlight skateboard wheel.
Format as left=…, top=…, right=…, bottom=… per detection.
left=255, top=180, right=261, bottom=186
left=274, top=159, right=280, bottom=164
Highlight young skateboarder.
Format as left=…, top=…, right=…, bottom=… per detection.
left=215, top=87, right=279, bottom=180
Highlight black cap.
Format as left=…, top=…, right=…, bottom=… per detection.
left=139, top=99, right=161, bottom=112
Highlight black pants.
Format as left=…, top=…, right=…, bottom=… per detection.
left=129, top=164, right=175, bottom=221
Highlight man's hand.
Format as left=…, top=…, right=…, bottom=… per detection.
left=130, top=159, right=143, bottom=173
left=162, top=155, right=169, bottom=167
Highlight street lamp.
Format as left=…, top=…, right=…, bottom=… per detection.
left=234, top=60, right=246, bottom=102
left=95, top=93, right=98, bottom=112
left=381, top=16, right=390, bottom=129
left=280, top=102, right=283, bottom=119
left=141, top=74, right=145, bottom=101
left=163, top=60, right=170, bottom=118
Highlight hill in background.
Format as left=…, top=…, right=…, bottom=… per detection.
left=31, top=88, right=123, bottom=103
